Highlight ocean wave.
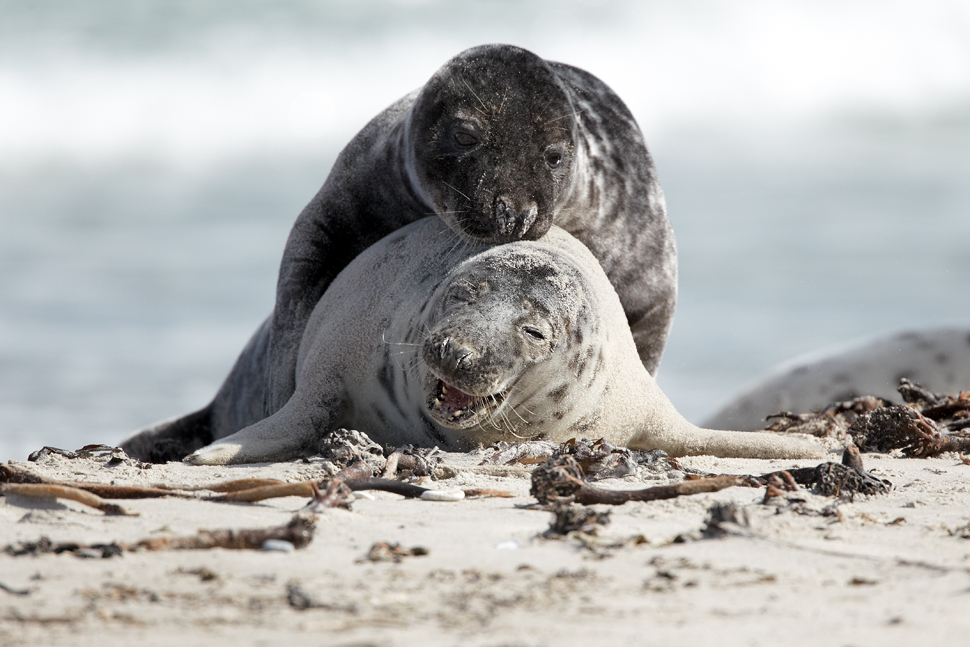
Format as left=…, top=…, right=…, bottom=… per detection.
left=1, top=0, right=968, bottom=169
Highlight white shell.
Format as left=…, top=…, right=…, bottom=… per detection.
left=420, top=489, right=465, bottom=502
left=261, top=539, right=296, bottom=552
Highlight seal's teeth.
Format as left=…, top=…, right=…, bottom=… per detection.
left=441, top=385, right=448, bottom=394
left=434, top=398, right=442, bottom=407
left=454, top=409, right=463, bottom=417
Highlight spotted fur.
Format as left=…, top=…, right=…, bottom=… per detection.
left=123, top=219, right=820, bottom=465
left=260, top=43, right=677, bottom=424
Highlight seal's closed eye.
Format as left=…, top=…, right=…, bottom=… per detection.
left=522, top=326, right=546, bottom=341
left=453, top=131, right=479, bottom=147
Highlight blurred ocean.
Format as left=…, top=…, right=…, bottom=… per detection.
left=1, top=0, right=969, bottom=461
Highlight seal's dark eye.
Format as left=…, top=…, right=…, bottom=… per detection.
left=454, top=132, right=478, bottom=147
left=523, top=326, right=546, bottom=341
left=544, top=149, right=563, bottom=169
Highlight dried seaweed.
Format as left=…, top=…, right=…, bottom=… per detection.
left=555, top=438, right=638, bottom=479
left=5, top=537, right=124, bottom=559
left=703, top=502, right=752, bottom=538
left=812, top=462, right=891, bottom=498
left=530, top=456, right=738, bottom=506
left=315, top=428, right=387, bottom=472
left=545, top=500, right=611, bottom=536
left=481, top=438, right=673, bottom=481
left=361, top=541, right=429, bottom=563
left=382, top=445, right=441, bottom=479
left=480, top=440, right=559, bottom=466
left=759, top=462, right=891, bottom=499
left=27, top=444, right=152, bottom=469
left=764, top=395, right=891, bottom=438
left=849, top=405, right=960, bottom=457
left=0, top=581, right=30, bottom=596
left=765, top=379, right=970, bottom=458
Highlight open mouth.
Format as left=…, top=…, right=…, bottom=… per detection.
left=426, top=378, right=505, bottom=428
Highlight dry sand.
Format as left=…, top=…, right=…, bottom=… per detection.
left=3, top=444, right=970, bottom=647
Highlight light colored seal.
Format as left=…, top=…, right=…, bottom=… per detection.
left=262, top=43, right=676, bottom=419
left=122, top=219, right=819, bottom=465
left=703, top=329, right=970, bottom=431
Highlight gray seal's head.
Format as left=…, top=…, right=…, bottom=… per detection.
left=407, top=44, right=578, bottom=244
left=421, top=242, right=599, bottom=434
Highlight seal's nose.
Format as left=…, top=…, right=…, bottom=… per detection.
left=426, top=334, right=480, bottom=377
left=494, top=197, right=538, bottom=238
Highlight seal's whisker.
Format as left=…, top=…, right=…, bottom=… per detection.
left=501, top=421, right=532, bottom=440
left=536, top=97, right=554, bottom=122
left=403, top=360, right=424, bottom=380
left=382, top=331, right=423, bottom=348
left=491, top=394, right=511, bottom=432
left=506, top=401, right=531, bottom=426
left=440, top=181, right=472, bottom=202
left=543, top=107, right=586, bottom=126
left=479, top=396, right=501, bottom=430
left=462, top=79, right=489, bottom=113
left=445, top=233, right=471, bottom=259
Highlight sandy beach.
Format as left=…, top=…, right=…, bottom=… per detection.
left=3, top=439, right=970, bottom=647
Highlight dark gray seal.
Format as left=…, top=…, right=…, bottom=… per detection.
left=264, top=43, right=676, bottom=417
left=121, top=219, right=818, bottom=465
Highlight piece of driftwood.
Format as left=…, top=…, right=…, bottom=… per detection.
left=219, top=481, right=316, bottom=503
left=1, top=463, right=185, bottom=499
left=530, top=456, right=738, bottom=506
left=135, top=513, right=316, bottom=551
left=202, top=478, right=289, bottom=493
left=3, top=460, right=512, bottom=507
left=841, top=443, right=865, bottom=472
left=0, top=483, right=135, bottom=516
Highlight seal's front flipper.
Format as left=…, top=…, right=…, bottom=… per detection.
left=120, top=405, right=214, bottom=463
left=185, top=389, right=342, bottom=465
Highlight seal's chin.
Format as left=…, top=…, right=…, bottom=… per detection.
left=424, top=378, right=505, bottom=430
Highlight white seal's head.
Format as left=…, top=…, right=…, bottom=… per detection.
left=407, top=44, right=578, bottom=244
left=420, top=241, right=603, bottom=437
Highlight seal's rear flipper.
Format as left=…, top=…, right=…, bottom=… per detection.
left=120, top=405, right=215, bottom=463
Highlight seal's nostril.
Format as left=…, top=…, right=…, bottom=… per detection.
left=440, top=337, right=451, bottom=360
left=520, top=204, right=538, bottom=235
left=494, top=197, right=515, bottom=236
left=456, top=350, right=473, bottom=369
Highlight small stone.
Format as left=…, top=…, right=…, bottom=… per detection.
left=262, top=540, right=296, bottom=553
left=420, top=489, right=465, bottom=502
